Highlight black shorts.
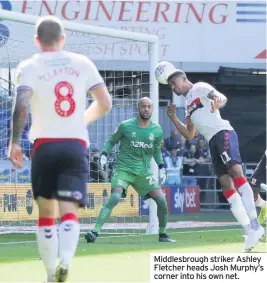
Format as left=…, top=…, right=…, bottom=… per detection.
left=250, top=152, right=266, bottom=187
left=209, top=130, right=242, bottom=178
left=31, top=139, right=89, bottom=207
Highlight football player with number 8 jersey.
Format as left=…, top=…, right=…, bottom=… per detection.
left=8, top=16, right=112, bottom=282
left=156, top=63, right=264, bottom=252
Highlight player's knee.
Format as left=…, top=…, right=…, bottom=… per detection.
left=154, top=195, right=168, bottom=213
left=106, top=192, right=121, bottom=209
left=228, top=164, right=243, bottom=179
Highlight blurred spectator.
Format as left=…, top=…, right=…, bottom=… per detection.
left=164, top=129, right=180, bottom=150
left=195, top=136, right=212, bottom=203
left=182, top=144, right=200, bottom=186
left=187, top=130, right=200, bottom=146
left=161, top=139, right=169, bottom=159
left=177, top=135, right=187, bottom=157
left=89, top=149, right=108, bottom=182
left=164, top=146, right=182, bottom=185
left=196, top=136, right=211, bottom=162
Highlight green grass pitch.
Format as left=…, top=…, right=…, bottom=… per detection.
left=0, top=212, right=266, bottom=282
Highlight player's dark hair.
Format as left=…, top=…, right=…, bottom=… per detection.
left=167, top=70, right=186, bottom=82
left=36, top=16, right=64, bottom=45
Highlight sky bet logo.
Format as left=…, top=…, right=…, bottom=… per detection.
left=0, top=0, right=12, bottom=47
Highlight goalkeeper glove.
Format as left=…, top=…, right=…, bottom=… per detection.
left=99, top=152, right=108, bottom=169
left=159, top=164, right=167, bottom=185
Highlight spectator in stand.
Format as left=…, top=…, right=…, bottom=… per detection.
left=188, top=130, right=200, bottom=146
left=195, top=136, right=212, bottom=203
left=164, top=129, right=180, bottom=151
left=177, top=135, right=187, bottom=157
left=182, top=144, right=200, bottom=186
left=90, top=149, right=108, bottom=182
left=197, top=136, right=211, bottom=162
left=161, top=139, right=169, bottom=159
left=164, top=145, right=183, bottom=185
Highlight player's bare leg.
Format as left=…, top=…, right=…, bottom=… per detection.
left=36, top=197, right=58, bottom=282
left=85, top=187, right=123, bottom=243
left=55, top=201, right=80, bottom=282
left=228, top=164, right=264, bottom=251
left=149, top=189, right=176, bottom=243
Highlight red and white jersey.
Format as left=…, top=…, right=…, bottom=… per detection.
left=15, top=51, right=105, bottom=147
left=186, top=82, right=233, bottom=142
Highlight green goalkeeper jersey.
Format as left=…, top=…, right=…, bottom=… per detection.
left=103, top=117, right=164, bottom=176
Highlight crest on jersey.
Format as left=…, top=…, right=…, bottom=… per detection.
left=149, top=133, right=154, bottom=141
left=132, top=132, right=136, bottom=137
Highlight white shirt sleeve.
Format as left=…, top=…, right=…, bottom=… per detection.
left=15, top=60, right=35, bottom=92
left=196, top=82, right=215, bottom=98
left=85, top=59, right=105, bottom=93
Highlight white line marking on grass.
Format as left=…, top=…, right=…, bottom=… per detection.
left=0, top=227, right=242, bottom=245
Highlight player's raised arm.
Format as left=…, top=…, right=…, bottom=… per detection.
left=166, top=104, right=196, bottom=141
left=84, top=59, right=112, bottom=125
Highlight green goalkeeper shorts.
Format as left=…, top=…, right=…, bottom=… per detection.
left=111, top=169, right=160, bottom=199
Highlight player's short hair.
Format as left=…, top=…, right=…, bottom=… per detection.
left=167, top=69, right=186, bottom=82
left=36, top=16, right=64, bottom=45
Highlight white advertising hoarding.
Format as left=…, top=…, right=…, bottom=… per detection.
left=0, top=0, right=266, bottom=71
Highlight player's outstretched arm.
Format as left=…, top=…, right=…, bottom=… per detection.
left=166, top=104, right=196, bottom=141
left=84, top=86, right=112, bottom=125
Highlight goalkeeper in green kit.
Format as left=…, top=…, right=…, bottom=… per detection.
left=85, top=97, right=176, bottom=243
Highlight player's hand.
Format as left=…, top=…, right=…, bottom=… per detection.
left=159, top=168, right=167, bottom=185
left=210, top=96, right=221, bottom=113
left=8, top=143, right=23, bottom=169
left=166, top=104, right=176, bottom=118
left=99, top=153, right=107, bottom=169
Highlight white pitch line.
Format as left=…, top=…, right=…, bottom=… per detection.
left=0, top=227, right=242, bottom=246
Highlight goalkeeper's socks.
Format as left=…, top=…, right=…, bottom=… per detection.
left=233, top=177, right=258, bottom=221
left=223, top=189, right=250, bottom=228
left=154, top=195, right=168, bottom=234
left=93, top=192, right=121, bottom=233
left=254, top=194, right=267, bottom=208
left=37, top=218, right=58, bottom=280
left=59, top=213, right=80, bottom=267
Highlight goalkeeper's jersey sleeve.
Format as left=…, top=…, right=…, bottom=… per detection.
left=103, top=117, right=164, bottom=176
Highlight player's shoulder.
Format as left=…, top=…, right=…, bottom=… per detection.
left=189, top=82, right=214, bottom=98
left=193, top=82, right=214, bottom=91
left=64, top=51, right=96, bottom=67
left=17, top=56, right=36, bottom=72
left=150, top=120, right=162, bottom=130
left=120, top=118, right=136, bottom=127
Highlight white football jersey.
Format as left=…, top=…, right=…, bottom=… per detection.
left=186, top=82, right=233, bottom=142
left=15, top=51, right=105, bottom=147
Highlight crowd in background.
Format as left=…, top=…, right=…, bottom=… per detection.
left=1, top=125, right=213, bottom=187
